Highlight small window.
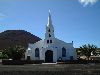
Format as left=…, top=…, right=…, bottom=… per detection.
left=62, top=47, right=66, bottom=57
left=49, top=34, right=51, bottom=37
left=27, top=56, right=30, bottom=60
left=50, top=40, right=52, bottom=43
left=35, top=48, right=39, bottom=57
left=48, top=29, right=50, bottom=32
left=47, top=40, right=49, bottom=43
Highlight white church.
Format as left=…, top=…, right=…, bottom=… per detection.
left=25, top=11, right=77, bottom=62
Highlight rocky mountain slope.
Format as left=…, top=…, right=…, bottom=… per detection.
left=0, top=30, right=41, bottom=50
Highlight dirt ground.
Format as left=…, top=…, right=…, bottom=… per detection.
left=0, top=64, right=100, bottom=75
left=0, top=64, right=100, bottom=71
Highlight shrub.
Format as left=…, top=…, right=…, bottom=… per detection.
left=0, top=52, right=8, bottom=59
left=2, top=45, right=25, bottom=60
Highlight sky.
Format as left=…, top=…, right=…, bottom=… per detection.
left=0, top=0, right=100, bottom=48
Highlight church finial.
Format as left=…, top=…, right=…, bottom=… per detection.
left=47, top=10, right=52, bottom=26
left=49, top=9, right=51, bottom=18
left=49, top=9, right=51, bottom=13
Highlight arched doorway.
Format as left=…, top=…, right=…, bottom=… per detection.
left=45, top=50, right=53, bottom=62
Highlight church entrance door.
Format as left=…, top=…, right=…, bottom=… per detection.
left=45, top=50, right=53, bottom=62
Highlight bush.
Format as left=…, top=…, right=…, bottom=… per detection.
left=0, top=52, right=8, bottom=59
left=57, top=60, right=100, bottom=64
left=2, top=45, right=25, bottom=60
left=2, top=60, right=25, bottom=65
left=2, top=60, right=44, bottom=65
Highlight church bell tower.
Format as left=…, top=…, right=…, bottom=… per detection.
left=45, top=10, right=55, bottom=44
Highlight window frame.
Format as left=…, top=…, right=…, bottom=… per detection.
left=50, top=40, right=52, bottom=43
left=62, top=47, right=66, bottom=57
left=48, top=29, right=50, bottom=32
left=35, top=48, right=39, bottom=57
left=49, top=34, right=51, bottom=37
left=47, top=40, right=49, bottom=43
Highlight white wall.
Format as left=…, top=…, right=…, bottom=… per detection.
left=25, top=38, right=77, bottom=62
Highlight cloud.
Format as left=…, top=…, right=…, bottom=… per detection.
left=79, top=0, right=98, bottom=6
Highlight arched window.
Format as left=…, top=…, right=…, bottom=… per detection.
left=47, top=40, right=49, bottom=43
left=49, top=34, right=51, bottom=37
left=50, top=40, right=52, bottom=43
left=35, top=48, right=39, bottom=57
left=62, top=47, right=66, bottom=57
left=48, top=29, right=50, bottom=32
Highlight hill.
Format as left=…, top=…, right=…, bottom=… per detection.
left=0, top=30, right=41, bottom=50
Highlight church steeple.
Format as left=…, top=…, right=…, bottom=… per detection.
left=45, top=10, right=55, bottom=44
left=47, top=10, right=52, bottom=26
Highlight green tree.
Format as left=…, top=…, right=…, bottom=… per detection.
left=0, top=52, right=8, bottom=59
left=78, top=44, right=97, bottom=60
left=2, top=45, right=25, bottom=60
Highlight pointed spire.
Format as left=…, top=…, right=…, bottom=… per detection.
left=47, top=10, right=52, bottom=26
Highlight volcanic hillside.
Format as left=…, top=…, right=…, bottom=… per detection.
left=0, top=30, right=41, bottom=50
